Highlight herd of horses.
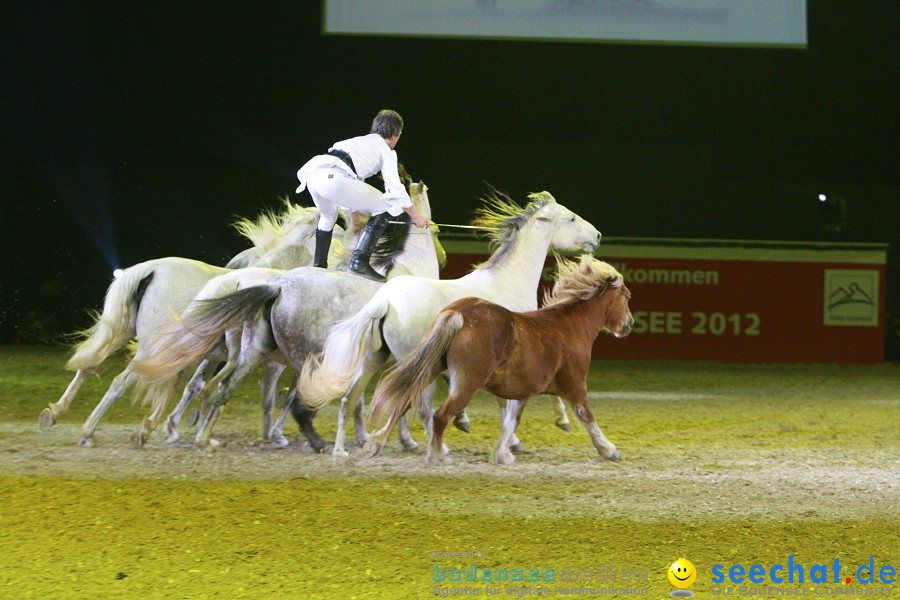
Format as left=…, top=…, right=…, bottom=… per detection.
left=39, top=175, right=634, bottom=465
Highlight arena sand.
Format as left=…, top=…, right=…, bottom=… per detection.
left=0, top=346, right=897, bottom=599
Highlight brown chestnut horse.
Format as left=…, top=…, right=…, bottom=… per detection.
left=365, top=256, right=633, bottom=466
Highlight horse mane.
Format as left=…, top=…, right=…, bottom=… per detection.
left=469, top=188, right=557, bottom=270
left=232, top=198, right=318, bottom=254
left=542, top=255, right=623, bottom=307
left=274, top=199, right=319, bottom=242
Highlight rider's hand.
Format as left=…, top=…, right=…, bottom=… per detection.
left=413, top=213, right=429, bottom=229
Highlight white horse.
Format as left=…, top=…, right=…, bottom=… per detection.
left=298, top=191, right=601, bottom=456
left=130, top=181, right=443, bottom=451
left=40, top=203, right=353, bottom=446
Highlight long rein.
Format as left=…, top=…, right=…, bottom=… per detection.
left=387, top=222, right=492, bottom=233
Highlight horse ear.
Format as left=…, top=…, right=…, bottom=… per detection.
left=533, top=191, right=556, bottom=203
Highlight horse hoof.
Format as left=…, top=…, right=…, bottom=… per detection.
left=355, top=431, right=370, bottom=446
left=332, top=448, right=350, bottom=460
left=130, top=431, right=145, bottom=449
left=452, top=417, right=470, bottom=433
left=208, top=438, right=221, bottom=448
left=401, top=440, right=420, bottom=452
left=186, top=408, right=200, bottom=427
left=164, top=431, right=180, bottom=444
left=493, top=452, right=515, bottom=466
left=270, top=435, right=290, bottom=448
left=38, top=409, right=57, bottom=432
left=363, top=440, right=382, bottom=458
left=606, top=448, right=621, bottom=461
left=427, top=453, right=453, bottom=467
left=196, top=439, right=218, bottom=452
left=76, top=436, right=94, bottom=448
left=509, top=443, right=523, bottom=455
left=555, top=420, right=571, bottom=433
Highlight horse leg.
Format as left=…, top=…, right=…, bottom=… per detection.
left=40, top=369, right=93, bottom=431
left=77, top=369, right=137, bottom=447
left=452, top=410, right=471, bottom=433
left=427, top=384, right=477, bottom=467
left=445, top=374, right=470, bottom=434
left=268, top=388, right=294, bottom=448
left=493, top=398, right=528, bottom=465
left=496, top=399, right=525, bottom=454
left=334, top=357, right=381, bottom=458
left=131, top=388, right=170, bottom=449
left=288, top=395, right=326, bottom=453
left=363, top=399, right=410, bottom=459
left=259, top=360, right=286, bottom=442
left=415, top=382, right=451, bottom=456
left=551, top=395, right=571, bottom=432
left=567, top=391, right=619, bottom=461
left=352, top=387, right=368, bottom=447
left=194, top=401, right=225, bottom=450
left=333, top=395, right=352, bottom=459
left=196, top=317, right=278, bottom=449
left=194, top=350, right=265, bottom=449
left=164, top=358, right=218, bottom=444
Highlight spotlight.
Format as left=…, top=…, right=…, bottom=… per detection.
left=113, top=269, right=124, bottom=278
left=815, top=193, right=847, bottom=234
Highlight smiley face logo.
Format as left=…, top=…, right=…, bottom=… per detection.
left=668, top=558, right=696, bottom=588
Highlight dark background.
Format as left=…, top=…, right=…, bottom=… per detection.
left=1, top=1, right=897, bottom=357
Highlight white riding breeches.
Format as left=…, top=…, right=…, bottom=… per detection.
left=306, top=169, right=390, bottom=231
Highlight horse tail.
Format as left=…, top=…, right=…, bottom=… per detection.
left=131, top=284, right=281, bottom=382
left=368, top=310, right=465, bottom=429
left=298, top=292, right=391, bottom=409
left=66, top=264, right=156, bottom=372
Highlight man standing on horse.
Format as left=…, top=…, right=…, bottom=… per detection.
left=295, top=109, right=430, bottom=281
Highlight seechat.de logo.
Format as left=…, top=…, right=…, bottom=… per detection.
left=712, top=556, right=896, bottom=586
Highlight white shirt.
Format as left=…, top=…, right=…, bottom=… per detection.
left=296, top=133, right=411, bottom=216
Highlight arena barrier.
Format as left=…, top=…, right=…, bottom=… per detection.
left=440, top=236, right=888, bottom=364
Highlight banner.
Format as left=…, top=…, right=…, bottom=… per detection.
left=441, top=237, right=887, bottom=364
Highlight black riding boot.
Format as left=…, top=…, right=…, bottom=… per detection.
left=349, top=213, right=390, bottom=281
left=313, top=228, right=332, bottom=268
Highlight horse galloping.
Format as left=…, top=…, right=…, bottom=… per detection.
left=39, top=202, right=353, bottom=446
left=366, top=256, right=633, bottom=466
left=130, top=180, right=443, bottom=451
left=298, top=190, right=601, bottom=457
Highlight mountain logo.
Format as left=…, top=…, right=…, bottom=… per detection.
left=823, top=269, right=879, bottom=327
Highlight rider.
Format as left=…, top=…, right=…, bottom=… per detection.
left=295, top=109, right=429, bottom=281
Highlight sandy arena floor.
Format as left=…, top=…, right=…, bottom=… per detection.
left=0, top=347, right=897, bottom=599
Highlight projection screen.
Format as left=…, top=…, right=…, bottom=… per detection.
left=323, top=0, right=807, bottom=48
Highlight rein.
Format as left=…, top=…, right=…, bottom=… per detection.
left=387, top=221, right=490, bottom=230
left=387, top=221, right=494, bottom=235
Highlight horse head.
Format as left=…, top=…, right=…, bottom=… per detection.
left=408, top=181, right=446, bottom=269
left=591, top=260, right=632, bottom=339
left=371, top=179, right=445, bottom=277
left=530, top=192, right=601, bottom=254
left=545, top=257, right=633, bottom=339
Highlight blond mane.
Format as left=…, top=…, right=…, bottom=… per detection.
left=542, top=255, right=623, bottom=307
left=469, top=189, right=556, bottom=270
left=233, top=198, right=318, bottom=254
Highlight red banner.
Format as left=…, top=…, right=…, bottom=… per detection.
left=440, top=238, right=887, bottom=364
